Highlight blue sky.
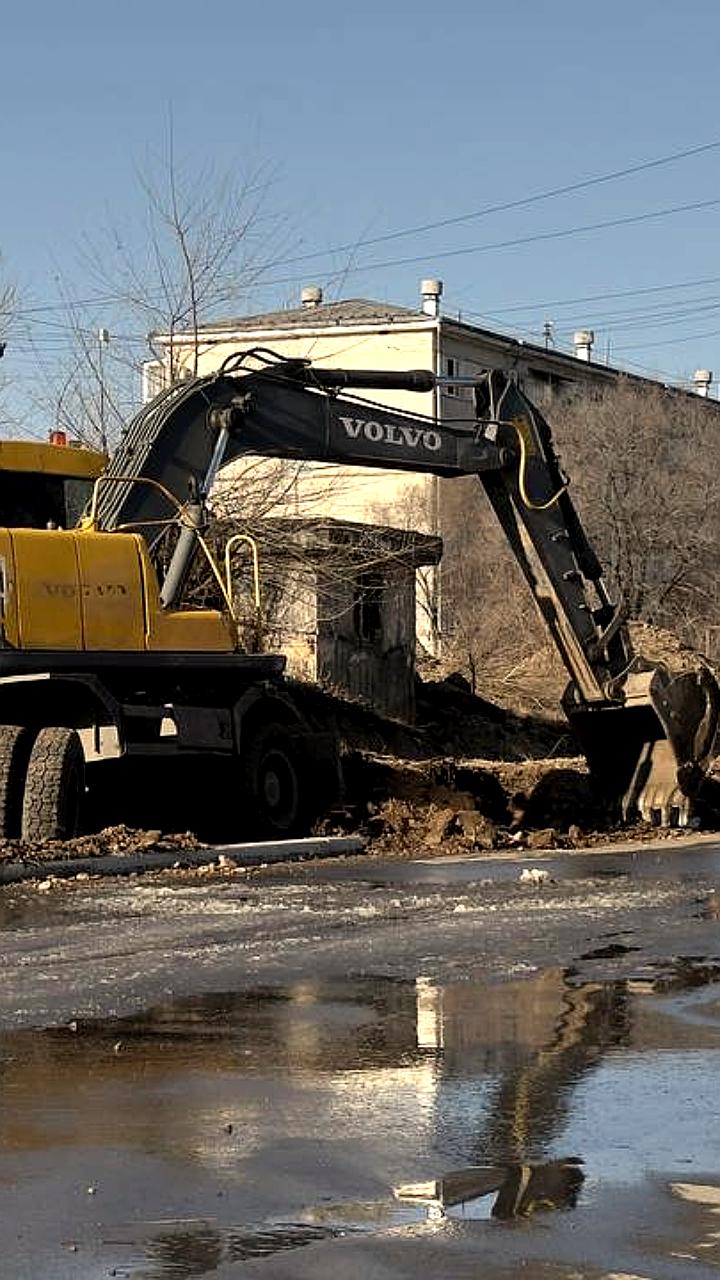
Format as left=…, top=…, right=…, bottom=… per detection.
left=3, top=0, right=720, bottom=420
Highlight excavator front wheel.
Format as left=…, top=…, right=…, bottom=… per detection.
left=21, top=727, right=85, bottom=842
left=0, top=725, right=33, bottom=839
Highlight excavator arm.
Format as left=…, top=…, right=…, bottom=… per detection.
left=91, top=351, right=719, bottom=824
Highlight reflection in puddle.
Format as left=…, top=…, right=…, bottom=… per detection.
left=140, top=1222, right=344, bottom=1277
left=395, top=1156, right=584, bottom=1221
left=1, top=957, right=720, bottom=1277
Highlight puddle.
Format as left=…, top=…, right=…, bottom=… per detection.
left=274, top=837, right=720, bottom=889
left=3, top=962, right=720, bottom=1277
left=136, top=1221, right=345, bottom=1274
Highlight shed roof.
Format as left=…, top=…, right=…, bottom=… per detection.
left=241, top=515, right=443, bottom=569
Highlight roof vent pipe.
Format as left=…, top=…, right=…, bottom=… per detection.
left=421, top=278, right=443, bottom=318
left=301, top=285, right=323, bottom=309
left=573, top=330, right=594, bottom=362
left=694, top=368, right=713, bottom=397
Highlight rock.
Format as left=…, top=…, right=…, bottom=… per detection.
left=376, top=799, right=413, bottom=836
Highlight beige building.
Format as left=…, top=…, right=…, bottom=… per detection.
left=146, top=281, right=621, bottom=654
left=145, top=281, right=624, bottom=539
left=146, top=280, right=716, bottom=659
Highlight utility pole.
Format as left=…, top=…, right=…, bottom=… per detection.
left=97, top=327, right=110, bottom=451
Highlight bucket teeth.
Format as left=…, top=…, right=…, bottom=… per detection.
left=567, top=661, right=720, bottom=827
left=623, top=738, right=691, bottom=826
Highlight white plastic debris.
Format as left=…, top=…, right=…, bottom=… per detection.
left=519, top=867, right=550, bottom=885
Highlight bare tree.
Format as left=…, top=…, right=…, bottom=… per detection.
left=0, top=263, right=19, bottom=431
left=84, top=139, right=292, bottom=385
left=438, top=378, right=720, bottom=710
left=30, top=139, right=293, bottom=453
left=552, top=378, right=720, bottom=650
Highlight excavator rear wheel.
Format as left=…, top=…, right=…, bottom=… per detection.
left=241, top=722, right=305, bottom=838
left=21, top=727, right=85, bottom=842
left=0, top=725, right=33, bottom=839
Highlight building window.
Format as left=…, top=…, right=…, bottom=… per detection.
left=353, top=572, right=384, bottom=644
left=445, top=355, right=460, bottom=397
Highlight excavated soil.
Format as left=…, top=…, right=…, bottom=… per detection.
left=3, top=629, right=719, bottom=870
left=331, top=629, right=720, bottom=859
left=0, top=826, right=204, bottom=866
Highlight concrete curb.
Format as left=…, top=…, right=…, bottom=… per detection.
left=0, top=835, right=367, bottom=885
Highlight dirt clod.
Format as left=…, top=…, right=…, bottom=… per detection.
left=424, top=808, right=457, bottom=848
left=526, top=828, right=558, bottom=850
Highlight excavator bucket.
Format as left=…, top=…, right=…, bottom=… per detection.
left=566, top=662, right=720, bottom=826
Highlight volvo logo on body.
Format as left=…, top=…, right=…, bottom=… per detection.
left=338, top=416, right=442, bottom=453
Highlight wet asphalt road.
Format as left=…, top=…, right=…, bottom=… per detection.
left=2, top=836, right=720, bottom=1278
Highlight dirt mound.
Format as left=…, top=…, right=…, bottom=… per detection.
left=0, top=826, right=204, bottom=866
left=336, top=751, right=609, bottom=857
left=414, top=676, right=572, bottom=759
left=629, top=621, right=713, bottom=674
left=291, top=674, right=571, bottom=763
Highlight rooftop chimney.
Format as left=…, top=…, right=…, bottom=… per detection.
left=421, top=278, right=443, bottom=318
left=573, top=329, right=594, bottom=362
left=694, top=368, right=713, bottom=397
left=301, top=285, right=323, bottom=309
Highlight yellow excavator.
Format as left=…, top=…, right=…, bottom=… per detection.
left=0, top=353, right=715, bottom=841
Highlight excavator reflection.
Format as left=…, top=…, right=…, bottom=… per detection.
left=394, top=1155, right=585, bottom=1221
left=394, top=971, right=629, bottom=1221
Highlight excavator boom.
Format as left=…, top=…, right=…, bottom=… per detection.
left=90, top=352, right=718, bottom=825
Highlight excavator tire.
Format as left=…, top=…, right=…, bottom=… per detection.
left=0, top=725, right=33, bottom=839
left=21, top=727, right=85, bottom=842
left=241, top=721, right=306, bottom=838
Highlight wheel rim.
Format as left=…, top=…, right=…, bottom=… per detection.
left=259, top=746, right=299, bottom=829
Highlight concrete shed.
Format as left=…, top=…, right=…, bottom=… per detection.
left=242, top=517, right=442, bottom=722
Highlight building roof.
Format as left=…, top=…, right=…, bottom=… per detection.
left=195, top=297, right=427, bottom=334
left=164, top=294, right=720, bottom=408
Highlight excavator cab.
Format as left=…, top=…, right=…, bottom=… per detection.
left=0, top=438, right=106, bottom=530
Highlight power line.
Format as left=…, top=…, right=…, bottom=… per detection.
left=615, top=326, right=720, bottom=352
left=271, top=139, right=720, bottom=267
left=451, top=272, right=720, bottom=318
left=479, top=297, right=720, bottom=338
left=261, top=195, right=720, bottom=287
